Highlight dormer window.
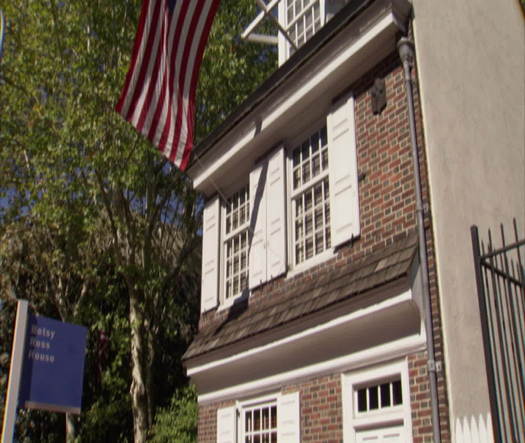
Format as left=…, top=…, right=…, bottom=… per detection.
left=285, top=0, right=322, bottom=54
left=242, top=0, right=350, bottom=65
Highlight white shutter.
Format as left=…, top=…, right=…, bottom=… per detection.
left=266, top=146, right=287, bottom=279
left=249, top=160, right=268, bottom=289
left=328, top=93, right=360, bottom=247
left=217, top=406, right=237, bottom=443
left=201, top=196, right=220, bottom=313
left=278, top=392, right=300, bottom=442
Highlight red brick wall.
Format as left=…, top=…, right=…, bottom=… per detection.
left=196, top=353, right=443, bottom=442
left=198, top=400, right=235, bottom=443
left=199, top=53, right=418, bottom=328
left=287, top=374, right=342, bottom=442
left=195, top=50, right=450, bottom=442
left=197, top=374, right=344, bottom=443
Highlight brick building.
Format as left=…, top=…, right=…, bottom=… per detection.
left=183, top=0, right=525, bottom=441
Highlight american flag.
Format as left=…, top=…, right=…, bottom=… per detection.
left=116, top=0, right=221, bottom=171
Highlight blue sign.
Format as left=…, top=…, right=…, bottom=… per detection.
left=18, top=314, right=88, bottom=414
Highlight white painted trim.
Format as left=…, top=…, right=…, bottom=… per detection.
left=192, top=12, right=398, bottom=191
left=2, top=300, right=29, bottom=442
left=237, top=391, right=280, bottom=408
left=188, top=289, right=412, bottom=377
left=341, top=359, right=413, bottom=443
left=197, top=333, right=425, bottom=405
left=286, top=248, right=335, bottom=279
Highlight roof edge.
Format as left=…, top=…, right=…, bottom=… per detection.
left=188, top=0, right=411, bottom=173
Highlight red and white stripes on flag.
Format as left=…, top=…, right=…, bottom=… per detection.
left=116, top=0, right=221, bottom=171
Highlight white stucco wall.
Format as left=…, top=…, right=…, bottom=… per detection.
left=411, top=0, right=525, bottom=431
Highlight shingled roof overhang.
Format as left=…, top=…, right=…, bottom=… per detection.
left=184, top=232, right=418, bottom=367
left=187, top=0, right=411, bottom=173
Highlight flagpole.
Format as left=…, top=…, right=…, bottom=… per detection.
left=1, top=300, right=29, bottom=443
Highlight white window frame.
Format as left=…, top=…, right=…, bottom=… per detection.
left=216, top=392, right=300, bottom=442
left=279, top=0, right=326, bottom=63
left=341, top=360, right=413, bottom=442
left=219, top=185, right=251, bottom=309
left=287, top=123, right=335, bottom=271
left=238, top=394, right=279, bottom=442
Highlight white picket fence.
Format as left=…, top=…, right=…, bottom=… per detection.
left=454, top=413, right=494, bottom=443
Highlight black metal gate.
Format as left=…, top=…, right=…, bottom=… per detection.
left=471, top=220, right=525, bottom=443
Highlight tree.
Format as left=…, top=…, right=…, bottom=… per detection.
left=0, top=0, right=276, bottom=441
left=149, top=385, right=198, bottom=443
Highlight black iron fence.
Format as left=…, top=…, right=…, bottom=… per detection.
left=471, top=220, right=525, bottom=443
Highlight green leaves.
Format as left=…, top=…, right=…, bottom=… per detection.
left=150, top=385, right=198, bottom=443
left=1, top=0, right=276, bottom=439
left=196, top=0, right=277, bottom=139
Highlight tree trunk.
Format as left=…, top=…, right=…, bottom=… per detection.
left=129, top=290, right=152, bottom=443
left=129, top=287, right=157, bottom=442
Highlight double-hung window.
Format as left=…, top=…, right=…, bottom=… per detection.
left=277, top=0, right=349, bottom=64
left=200, top=93, right=359, bottom=313
left=290, top=126, right=331, bottom=265
left=223, top=185, right=250, bottom=303
left=217, top=392, right=300, bottom=442
left=242, top=400, right=278, bottom=442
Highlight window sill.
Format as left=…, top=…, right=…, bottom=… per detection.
left=286, top=248, right=336, bottom=280
left=217, top=291, right=249, bottom=312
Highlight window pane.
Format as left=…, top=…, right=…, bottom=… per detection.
left=356, top=379, right=403, bottom=416
left=296, top=243, right=304, bottom=263
left=305, top=213, right=313, bottom=236
left=311, top=132, right=319, bottom=152
left=321, top=147, right=328, bottom=170
left=301, top=142, right=309, bottom=161
left=312, top=153, right=320, bottom=177
left=380, top=383, right=391, bottom=408
left=302, top=160, right=311, bottom=183
left=293, top=148, right=301, bottom=167
left=246, top=411, right=252, bottom=431
left=293, top=167, right=301, bottom=189
left=369, top=385, right=379, bottom=410
left=320, top=126, right=327, bottom=146
left=393, top=380, right=403, bottom=405
left=314, top=182, right=323, bottom=206
left=305, top=237, right=314, bottom=259
left=254, top=410, right=261, bottom=431
left=304, top=191, right=312, bottom=212
left=357, top=388, right=367, bottom=412
left=315, top=230, right=324, bottom=254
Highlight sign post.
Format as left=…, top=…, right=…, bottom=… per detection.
left=1, top=299, right=29, bottom=443
left=1, top=300, right=88, bottom=443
